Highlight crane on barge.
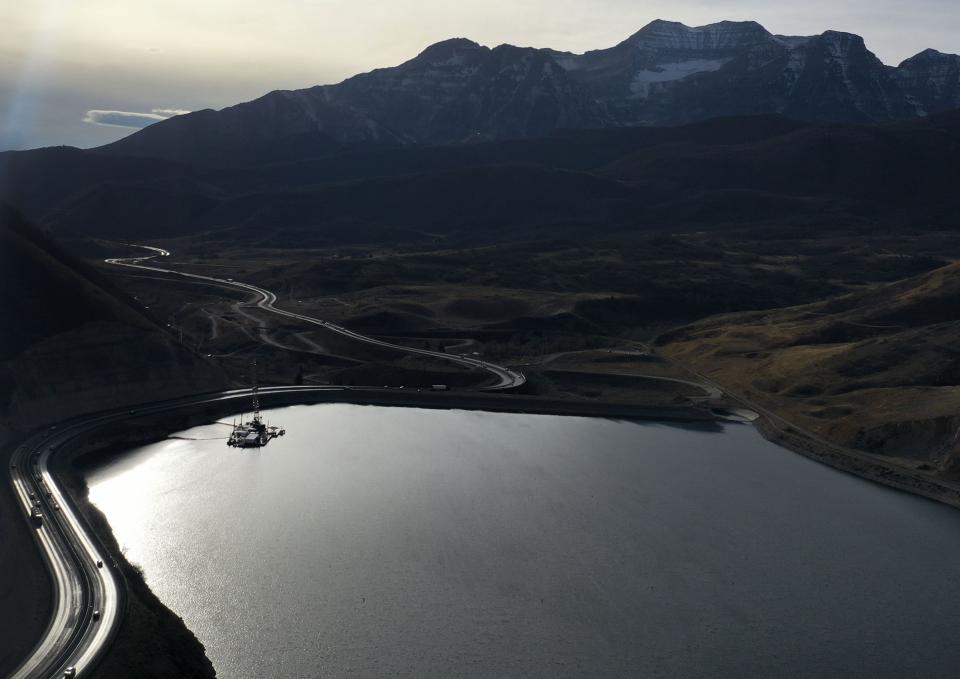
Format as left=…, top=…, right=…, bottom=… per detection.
left=227, top=361, right=286, bottom=448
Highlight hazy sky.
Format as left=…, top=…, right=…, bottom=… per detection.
left=2, top=0, right=959, bottom=151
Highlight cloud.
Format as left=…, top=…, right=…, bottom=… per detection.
left=82, top=107, right=190, bottom=129
left=150, top=108, right=191, bottom=117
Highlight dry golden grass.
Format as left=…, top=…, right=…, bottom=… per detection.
left=291, top=284, right=616, bottom=331
left=661, top=263, right=960, bottom=475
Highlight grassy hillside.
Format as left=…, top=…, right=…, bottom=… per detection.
left=659, top=262, right=960, bottom=476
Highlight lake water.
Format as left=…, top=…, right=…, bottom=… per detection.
left=86, top=404, right=960, bottom=678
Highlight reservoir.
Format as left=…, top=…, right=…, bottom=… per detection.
left=85, top=404, right=960, bottom=678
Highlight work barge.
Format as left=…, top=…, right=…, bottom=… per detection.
left=228, top=363, right=285, bottom=448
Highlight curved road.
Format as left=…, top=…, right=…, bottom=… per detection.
left=9, top=422, right=121, bottom=679
left=106, top=245, right=525, bottom=391
left=10, top=244, right=524, bottom=677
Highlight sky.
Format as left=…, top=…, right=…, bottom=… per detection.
left=2, top=0, right=959, bottom=151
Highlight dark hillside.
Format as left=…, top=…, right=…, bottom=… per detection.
left=601, top=110, right=960, bottom=224
left=208, top=164, right=649, bottom=239
left=3, top=113, right=960, bottom=246
left=0, top=205, right=225, bottom=425
left=0, top=205, right=156, bottom=359
left=0, top=115, right=808, bottom=232
left=0, top=146, right=195, bottom=223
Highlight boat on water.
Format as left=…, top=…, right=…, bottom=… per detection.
left=227, top=361, right=286, bottom=448
left=227, top=415, right=285, bottom=448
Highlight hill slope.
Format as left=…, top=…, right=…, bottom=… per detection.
left=7, top=112, right=960, bottom=244
left=659, top=262, right=960, bottom=476
left=0, top=205, right=224, bottom=426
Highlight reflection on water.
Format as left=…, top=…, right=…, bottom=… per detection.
left=87, top=404, right=960, bottom=679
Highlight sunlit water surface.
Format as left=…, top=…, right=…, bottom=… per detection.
left=86, top=404, right=960, bottom=678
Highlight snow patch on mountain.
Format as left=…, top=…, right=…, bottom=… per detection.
left=894, top=49, right=960, bottom=113
left=551, top=53, right=583, bottom=71
left=629, top=58, right=730, bottom=96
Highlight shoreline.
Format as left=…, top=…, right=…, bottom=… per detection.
left=14, top=385, right=960, bottom=677
left=752, top=415, right=960, bottom=510
left=653, top=350, right=960, bottom=510
left=12, top=389, right=715, bottom=677
left=53, top=457, right=215, bottom=678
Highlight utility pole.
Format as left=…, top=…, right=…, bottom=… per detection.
left=251, top=360, right=261, bottom=424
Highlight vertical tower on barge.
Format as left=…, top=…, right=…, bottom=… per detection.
left=227, top=361, right=285, bottom=447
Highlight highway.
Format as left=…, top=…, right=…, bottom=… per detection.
left=105, top=245, right=526, bottom=391
left=8, top=421, right=121, bottom=679
left=8, top=244, right=524, bottom=677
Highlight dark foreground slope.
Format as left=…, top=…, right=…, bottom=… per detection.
left=0, top=205, right=225, bottom=426
left=660, top=262, right=960, bottom=476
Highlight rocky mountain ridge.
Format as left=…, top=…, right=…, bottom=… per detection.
left=97, top=19, right=960, bottom=164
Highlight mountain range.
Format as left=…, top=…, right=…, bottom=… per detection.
left=97, top=19, right=960, bottom=165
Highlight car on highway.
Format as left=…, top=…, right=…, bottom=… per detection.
left=63, top=667, right=76, bottom=677
left=97, top=559, right=103, bottom=568
left=92, top=609, right=101, bottom=621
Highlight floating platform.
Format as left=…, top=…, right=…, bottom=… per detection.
left=227, top=361, right=285, bottom=448
left=227, top=416, right=285, bottom=448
